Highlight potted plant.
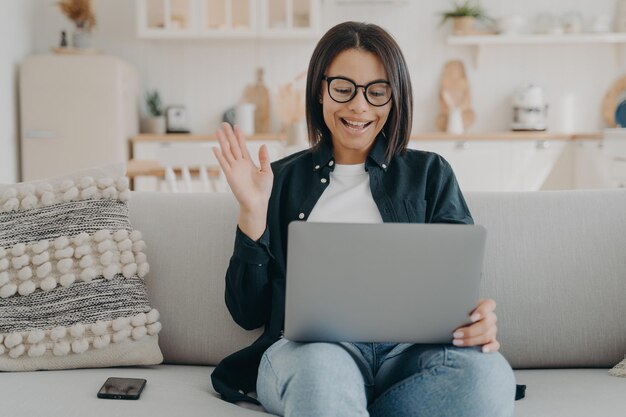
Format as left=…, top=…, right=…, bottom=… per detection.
left=57, top=0, right=96, bottom=48
left=439, top=1, right=492, bottom=36
left=144, top=90, right=166, bottom=134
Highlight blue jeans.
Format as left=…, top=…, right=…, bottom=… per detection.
left=256, top=338, right=516, bottom=417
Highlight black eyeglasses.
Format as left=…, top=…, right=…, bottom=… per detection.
left=322, top=76, right=392, bottom=107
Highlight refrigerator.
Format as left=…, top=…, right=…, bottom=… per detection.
left=19, top=54, right=138, bottom=181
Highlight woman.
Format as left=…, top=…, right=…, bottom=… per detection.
left=211, top=21, right=516, bottom=417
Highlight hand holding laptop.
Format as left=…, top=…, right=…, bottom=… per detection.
left=453, top=298, right=500, bottom=353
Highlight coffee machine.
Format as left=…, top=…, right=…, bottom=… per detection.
left=512, top=84, right=549, bottom=131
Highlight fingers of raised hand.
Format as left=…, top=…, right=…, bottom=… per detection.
left=216, top=126, right=234, bottom=163
left=258, top=144, right=272, bottom=173
left=234, top=125, right=251, bottom=160
left=224, top=123, right=243, bottom=160
left=212, top=146, right=230, bottom=174
left=217, top=123, right=244, bottom=161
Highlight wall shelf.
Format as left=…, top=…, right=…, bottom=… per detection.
left=448, top=33, right=626, bottom=45
left=335, top=0, right=407, bottom=5
left=447, top=33, right=626, bottom=67
left=136, top=0, right=321, bottom=40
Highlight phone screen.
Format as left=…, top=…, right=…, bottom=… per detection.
left=97, top=377, right=146, bottom=400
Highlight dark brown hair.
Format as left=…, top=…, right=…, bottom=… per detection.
left=305, top=21, right=413, bottom=162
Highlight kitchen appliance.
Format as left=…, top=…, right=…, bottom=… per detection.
left=512, top=84, right=548, bottom=131
left=19, top=54, right=138, bottom=180
left=166, top=105, right=190, bottom=133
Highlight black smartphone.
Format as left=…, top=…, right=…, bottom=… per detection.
left=97, top=377, right=147, bottom=400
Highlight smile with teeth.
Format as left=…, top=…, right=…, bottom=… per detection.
left=341, top=118, right=373, bottom=131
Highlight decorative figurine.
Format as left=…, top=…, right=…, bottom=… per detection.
left=60, top=30, right=68, bottom=48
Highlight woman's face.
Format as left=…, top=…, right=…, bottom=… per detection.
left=321, top=49, right=392, bottom=164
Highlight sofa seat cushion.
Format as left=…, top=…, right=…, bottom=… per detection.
left=1, top=365, right=270, bottom=416
left=3, top=366, right=625, bottom=416
left=514, top=369, right=626, bottom=417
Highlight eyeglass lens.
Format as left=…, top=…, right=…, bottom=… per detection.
left=328, top=78, right=391, bottom=106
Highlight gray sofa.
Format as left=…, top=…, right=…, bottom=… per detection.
left=3, top=190, right=626, bottom=416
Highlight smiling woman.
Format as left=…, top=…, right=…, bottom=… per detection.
left=210, top=21, right=517, bottom=417
left=318, top=50, right=392, bottom=164
left=305, top=22, right=413, bottom=165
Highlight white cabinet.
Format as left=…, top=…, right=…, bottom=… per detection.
left=136, top=0, right=320, bottom=39
left=201, top=0, right=257, bottom=37
left=132, top=139, right=283, bottom=165
left=508, top=140, right=568, bottom=191
left=409, top=139, right=569, bottom=192
left=600, top=130, right=626, bottom=188
left=575, top=140, right=613, bottom=189
left=130, top=136, right=614, bottom=192
left=410, top=140, right=508, bottom=192
left=131, top=138, right=284, bottom=191
left=260, top=0, right=321, bottom=38
left=137, top=0, right=196, bottom=37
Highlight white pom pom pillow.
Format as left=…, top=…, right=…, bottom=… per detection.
left=0, top=164, right=162, bottom=371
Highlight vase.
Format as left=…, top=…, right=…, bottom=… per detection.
left=235, top=103, right=256, bottom=135
left=72, top=26, right=91, bottom=48
left=144, top=116, right=166, bottom=134
left=453, top=17, right=476, bottom=35
left=446, top=107, right=464, bottom=134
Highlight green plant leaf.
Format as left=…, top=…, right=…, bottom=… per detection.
left=438, top=0, right=491, bottom=26
left=145, top=90, right=164, bottom=117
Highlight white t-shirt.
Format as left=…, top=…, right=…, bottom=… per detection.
left=307, top=163, right=383, bottom=223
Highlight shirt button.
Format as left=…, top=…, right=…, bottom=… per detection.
left=314, top=165, right=320, bottom=170
left=298, top=213, right=305, bottom=219
left=320, top=178, right=327, bottom=184
left=382, top=164, right=387, bottom=169
left=329, top=161, right=334, bottom=166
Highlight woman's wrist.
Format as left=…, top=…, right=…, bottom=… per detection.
left=238, top=207, right=268, bottom=241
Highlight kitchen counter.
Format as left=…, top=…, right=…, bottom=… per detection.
left=409, top=132, right=602, bottom=141
left=130, top=132, right=602, bottom=143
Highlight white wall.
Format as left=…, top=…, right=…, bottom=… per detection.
left=0, top=0, right=34, bottom=183
left=30, top=0, right=622, bottom=135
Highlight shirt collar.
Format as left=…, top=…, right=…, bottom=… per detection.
left=366, top=132, right=389, bottom=170
left=311, top=132, right=389, bottom=171
left=311, top=138, right=334, bottom=171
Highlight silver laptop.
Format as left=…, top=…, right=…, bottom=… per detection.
left=284, top=222, right=487, bottom=344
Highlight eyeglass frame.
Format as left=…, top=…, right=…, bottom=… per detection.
left=322, top=75, right=393, bottom=107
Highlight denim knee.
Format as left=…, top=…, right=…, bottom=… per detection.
left=445, top=347, right=516, bottom=416
left=257, top=341, right=368, bottom=417
left=370, top=346, right=515, bottom=417
left=286, top=343, right=364, bottom=385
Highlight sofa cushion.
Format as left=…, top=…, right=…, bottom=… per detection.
left=0, top=165, right=162, bottom=370
left=128, top=190, right=626, bottom=369
left=0, top=366, right=624, bottom=416
left=0, top=365, right=269, bottom=416
left=128, top=192, right=261, bottom=366
left=513, top=369, right=626, bottom=417
left=465, top=190, right=626, bottom=369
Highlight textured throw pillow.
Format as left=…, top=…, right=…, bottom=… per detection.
left=0, top=164, right=162, bottom=371
left=609, top=357, right=626, bottom=377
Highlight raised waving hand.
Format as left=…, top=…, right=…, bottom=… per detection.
left=212, top=123, right=273, bottom=240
